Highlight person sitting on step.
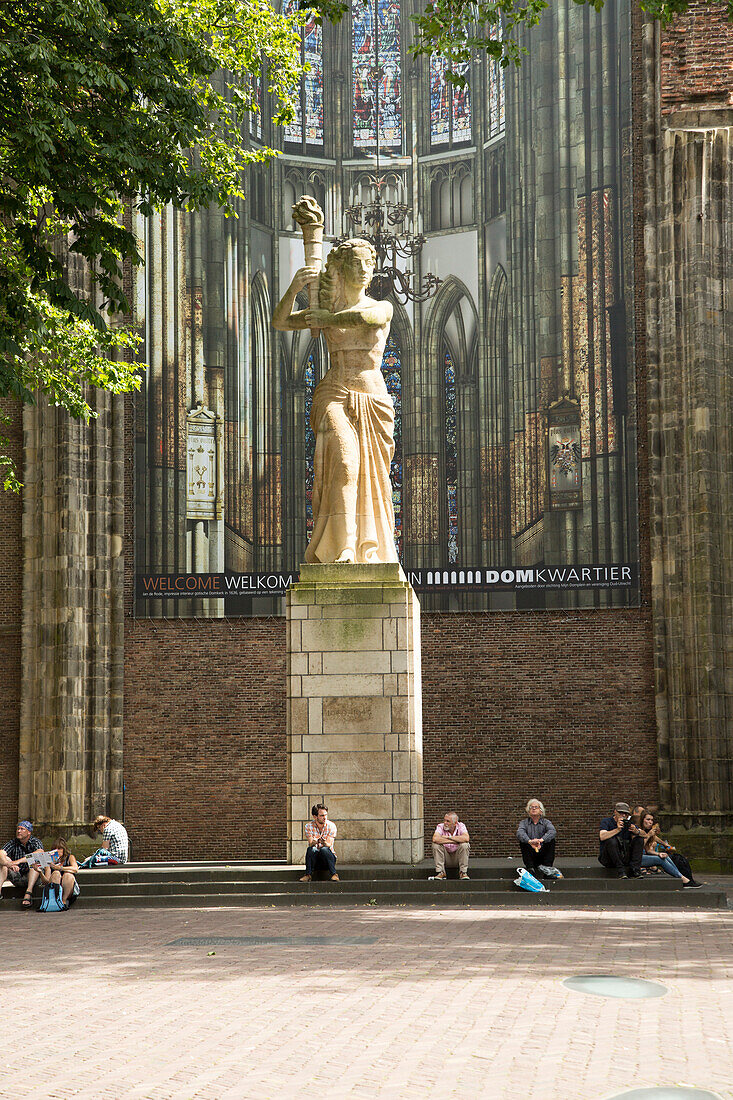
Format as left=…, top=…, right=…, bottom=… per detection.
left=79, top=815, right=129, bottom=867
left=300, top=804, right=339, bottom=883
left=638, top=809, right=702, bottom=889
left=37, top=836, right=81, bottom=907
left=0, top=820, right=43, bottom=909
left=430, top=811, right=470, bottom=880
left=598, top=801, right=644, bottom=878
left=517, top=798, right=563, bottom=879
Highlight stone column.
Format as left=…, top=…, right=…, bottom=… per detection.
left=19, top=391, right=125, bottom=842
left=643, top=22, right=733, bottom=860
left=286, top=563, right=423, bottom=864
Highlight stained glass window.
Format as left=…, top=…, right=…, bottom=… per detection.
left=381, top=336, right=402, bottom=557
left=444, top=349, right=458, bottom=563
left=430, top=55, right=450, bottom=145
left=430, top=57, right=471, bottom=147
left=353, top=0, right=401, bottom=152
left=285, top=3, right=324, bottom=148
left=304, top=13, right=324, bottom=145
left=488, top=27, right=505, bottom=138
left=304, top=353, right=317, bottom=542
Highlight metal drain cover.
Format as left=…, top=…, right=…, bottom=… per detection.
left=563, top=975, right=667, bottom=999
left=609, top=1091, right=722, bottom=1099
left=166, top=935, right=378, bottom=947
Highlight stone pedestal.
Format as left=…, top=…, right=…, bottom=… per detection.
left=286, top=563, right=423, bottom=864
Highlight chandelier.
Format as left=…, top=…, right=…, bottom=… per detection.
left=338, top=0, right=441, bottom=304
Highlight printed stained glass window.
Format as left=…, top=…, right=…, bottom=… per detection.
left=353, top=0, right=401, bottom=151
left=304, top=353, right=317, bottom=542
left=444, top=349, right=458, bottom=563
left=488, top=27, right=505, bottom=138
left=285, top=4, right=324, bottom=147
left=430, top=57, right=471, bottom=147
left=381, top=336, right=402, bottom=557
left=304, top=13, right=324, bottom=145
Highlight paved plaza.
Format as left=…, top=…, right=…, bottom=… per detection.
left=1, top=902, right=732, bottom=1100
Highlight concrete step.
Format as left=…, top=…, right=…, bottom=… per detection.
left=67, top=859, right=680, bottom=886
left=67, top=875, right=685, bottom=897
left=43, top=886, right=726, bottom=910
left=3, top=860, right=723, bottom=910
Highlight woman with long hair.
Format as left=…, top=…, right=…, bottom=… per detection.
left=38, top=837, right=80, bottom=907
left=638, top=810, right=702, bottom=889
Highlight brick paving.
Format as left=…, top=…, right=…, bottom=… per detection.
left=1, top=903, right=732, bottom=1099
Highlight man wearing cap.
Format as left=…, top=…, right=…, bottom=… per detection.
left=598, top=802, right=644, bottom=878
left=0, top=821, right=44, bottom=908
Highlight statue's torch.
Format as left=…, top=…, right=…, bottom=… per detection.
left=292, top=196, right=325, bottom=338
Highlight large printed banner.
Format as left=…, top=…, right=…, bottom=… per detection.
left=134, top=0, right=641, bottom=616
left=138, top=563, right=638, bottom=602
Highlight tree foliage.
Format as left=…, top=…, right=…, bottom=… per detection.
left=409, top=0, right=733, bottom=72
left=0, top=0, right=305, bottom=489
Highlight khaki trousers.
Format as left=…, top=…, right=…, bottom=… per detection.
left=432, top=843, right=470, bottom=874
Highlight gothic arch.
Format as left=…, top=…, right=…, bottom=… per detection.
left=424, top=277, right=480, bottom=564
left=481, top=264, right=511, bottom=562
left=425, top=276, right=478, bottom=380
left=250, top=271, right=281, bottom=570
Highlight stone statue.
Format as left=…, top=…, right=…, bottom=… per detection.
left=273, top=199, right=398, bottom=565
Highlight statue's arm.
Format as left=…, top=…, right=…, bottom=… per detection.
left=305, top=300, right=393, bottom=329
left=272, top=267, right=319, bottom=331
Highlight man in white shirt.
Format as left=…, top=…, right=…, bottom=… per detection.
left=300, top=804, right=339, bottom=882
left=431, top=811, right=470, bottom=880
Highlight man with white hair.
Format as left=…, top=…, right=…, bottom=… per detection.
left=430, top=811, right=470, bottom=880
left=516, top=799, right=563, bottom=879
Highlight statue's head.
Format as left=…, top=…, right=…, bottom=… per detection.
left=325, top=238, right=376, bottom=289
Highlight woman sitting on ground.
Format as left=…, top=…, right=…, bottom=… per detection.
left=638, top=810, right=702, bottom=889
left=517, top=799, right=563, bottom=879
left=38, top=837, right=80, bottom=907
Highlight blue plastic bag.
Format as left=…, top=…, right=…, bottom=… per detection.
left=514, top=867, right=548, bottom=893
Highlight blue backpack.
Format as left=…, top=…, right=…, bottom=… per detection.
left=39, top=883, right=67, bottom=912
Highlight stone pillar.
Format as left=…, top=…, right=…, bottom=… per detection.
left=286, top=563, right=423, bottom=864
left=643, top=20, right=733, bottom=859
left=19, top=390, right=125, bottom=841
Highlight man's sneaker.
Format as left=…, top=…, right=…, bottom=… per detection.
left=683, top=880, right=703, bottom=889
left=539, top=865, right=563, bottom=879
left=460, top=872, right=470, bottom=880
left=428, top=872, right=446, bottom=881
left=627, top=868, right=642, bottom=878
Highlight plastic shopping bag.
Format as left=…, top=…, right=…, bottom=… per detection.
left=513, top=867, right=548, bottom=893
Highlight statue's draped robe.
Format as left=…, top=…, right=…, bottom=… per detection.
left=306, top=376, right=398, bottom=564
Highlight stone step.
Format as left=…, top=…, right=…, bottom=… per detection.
left=66, top=859, right=676, bottom=885
left=67, top=875, right=685, bottom=897
left=44, top=886, right=726, bottom=909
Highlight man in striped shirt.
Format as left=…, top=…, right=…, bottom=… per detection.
left=300, top=804, right=339, bottom=882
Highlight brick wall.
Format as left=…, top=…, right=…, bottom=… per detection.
left=661, top=1, right=733, bottom=112
left=123, top=617, right=287, bottom=861
left=121, top=607, right=657, bottom=861
left=421, top=610, right=658, bottom=858
left=0, top=402, right=22, bottom=838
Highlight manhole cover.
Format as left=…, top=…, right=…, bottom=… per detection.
left=166, top=935, right=378, bottom=947
left=609, top=1091, right=722, bottom=1099
left=563, top=975, right=667, bottom=999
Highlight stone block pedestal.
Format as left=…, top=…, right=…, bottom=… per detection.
left=286, top=563, right=423, bottom=864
